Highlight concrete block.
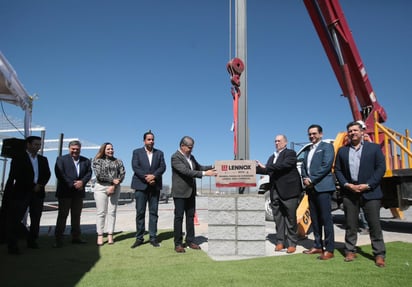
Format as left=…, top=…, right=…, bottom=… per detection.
left=237, top=211, right=265, bottom=226
left=208, top=226, right=236, bottom=240
left=237, top=241, right=266, bottom=256
left=208, top=241, right=236, bottom=256
left=237, top=196, right=264, bottom=210
left=208, top=210, right=236, bottom=225
left=237, top=226, right=266, bottom=240
left=208, top=196, right=236, bottom=210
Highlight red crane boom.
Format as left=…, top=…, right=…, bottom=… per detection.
left=303, top=0, right=387, bottom=132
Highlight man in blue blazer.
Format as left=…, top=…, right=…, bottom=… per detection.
left=130, top=131, right=166, bottom=248
left=257, top=134, right=302, bottom=254
left=5, top=136, right=51, bottom=254
left=301, top=125, right=336, bottom=260
left=335, top=121, right=386, bottom=267
left=54, top=140, right=92, bottom=247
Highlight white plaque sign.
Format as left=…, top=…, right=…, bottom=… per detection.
left=215, top=160, right=256, bottom=188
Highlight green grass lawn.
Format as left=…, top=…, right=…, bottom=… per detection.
left=1, top=231, right=411, bottom=287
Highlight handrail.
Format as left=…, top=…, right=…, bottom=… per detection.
left=372, top=112, right=412, bottom=175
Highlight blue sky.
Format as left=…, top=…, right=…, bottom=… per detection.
left=1, top=0, right=411, bottom=187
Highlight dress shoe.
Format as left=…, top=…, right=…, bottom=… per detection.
left=130, top=239, right=144, bottom=249
left=286, top=246, right=296, bottom=254
left=187, top=242, right=201, bottom=250
left=27, top=240, right=39, bottom=249
left=344, top=252, right=357, bottom=262
left=150, top=239, right=160, bottom=247
left=375, top=255, right=385, bottom=267
left=175, top=245, right=186, bottom=253
left=318, top=251, right=334, bottom=260
left=72, top=238, right=87, bottom=244
left=274, top=244, right=284, bottom=252
left=303, top=248, right=323, bottom=255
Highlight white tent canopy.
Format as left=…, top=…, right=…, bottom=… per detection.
left=0, top=51, right=32, bottom=137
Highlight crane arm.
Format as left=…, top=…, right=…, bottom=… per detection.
left=303, top=0, right=387, bottom=129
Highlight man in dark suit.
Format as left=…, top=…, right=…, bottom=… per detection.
left=54, top=140, right=92, bottom=247
left=5, top=136, right=51, bottom=254
left=301, top=124, right=335, bottom=260
left=335, top=121, right=386, bottom=267
left=171, top=136, right=216, bottom=253
left=130, top=131, right=166, bottom=248
left=257, top=134, right=302, bottom=254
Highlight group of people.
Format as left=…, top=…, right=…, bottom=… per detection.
left=257, top=121, right=386, bottom=267
left=0, top=122, right=387, bottom=267
left=129, top=133, right=216, bottom=253
left=0, top=138, right=95, bottom=253
left=0, top=132, right=216, bottom=255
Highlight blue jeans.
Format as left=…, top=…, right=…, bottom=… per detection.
left=134, top=187, right=160, bottom=241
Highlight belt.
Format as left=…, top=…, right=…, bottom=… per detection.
left=97, top=181, right=112, bottom=186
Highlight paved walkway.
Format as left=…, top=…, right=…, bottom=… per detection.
left=39, top=196, right=412, bottom=261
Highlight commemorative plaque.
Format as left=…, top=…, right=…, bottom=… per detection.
left=215, top=160, right=256, bottom=188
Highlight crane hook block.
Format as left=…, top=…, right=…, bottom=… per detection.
left=227, top=58, right=245, bottom=87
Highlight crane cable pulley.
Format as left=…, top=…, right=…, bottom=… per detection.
left=227, top=57, right=245, bottom=158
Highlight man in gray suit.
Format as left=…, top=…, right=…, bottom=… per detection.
left=171, top=136, right=216, bottom=253
left=301, top=124, right=336, bottom=260
left=130, top=131, right=166, bottom=248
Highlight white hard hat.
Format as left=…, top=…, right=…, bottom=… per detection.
left=356, top=120, right=367, bottom=130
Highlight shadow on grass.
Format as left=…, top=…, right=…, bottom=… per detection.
left=0, top=233, right=100, bottom=287
left=114, top=230, right=175, bottom=246
left=195, top=235, right=208, bottom=244
left=158, top=230, right=174, bottom=242
left=114, top=231, right=208, bottom=246
left=114, top=231, right=136, bottom=242
left=357, top=246, right=375, bottom=261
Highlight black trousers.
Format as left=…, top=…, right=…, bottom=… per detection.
left=6, top=194, right=43, bottom=248
left=173, top=193, right=196, bottom=247
left=55, top=197, right=83, bottom=240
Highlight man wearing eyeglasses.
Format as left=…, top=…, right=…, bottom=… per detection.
left=301, top=124, right=336, bottom=260
left=171, top=136, right=216, bottom=253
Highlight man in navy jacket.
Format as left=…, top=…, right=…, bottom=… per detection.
left=54, top=140, right=92, bottom=247
left=130, top=131, right=166, bottom=248
left=335, top=121, right=386, bottom=267
left=301, top=125, right=335, bottom=260
left=257, top=134, right=302, bottom=254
